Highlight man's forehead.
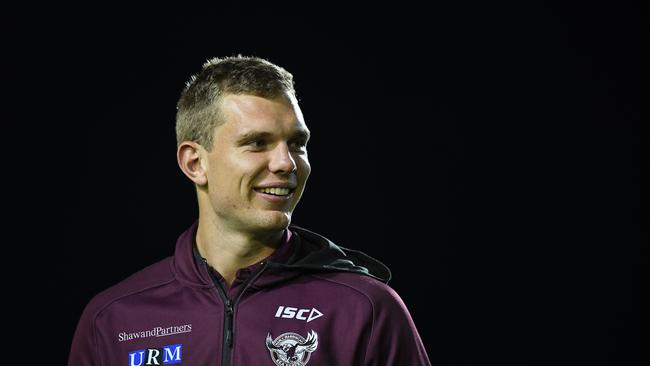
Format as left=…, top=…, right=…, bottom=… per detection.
left=219, top=94, right=308, bottom=134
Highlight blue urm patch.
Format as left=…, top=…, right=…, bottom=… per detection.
left=128, top=344, right=182, bottom=365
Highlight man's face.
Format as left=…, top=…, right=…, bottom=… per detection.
left=202, top=93, right=311, bottom=233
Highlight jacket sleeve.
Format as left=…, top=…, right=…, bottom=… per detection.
left=68, top=301, right=101, bottom=366
left=364, top=285, right=432, bottom=365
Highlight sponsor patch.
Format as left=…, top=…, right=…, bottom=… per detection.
left=128, top=344, right=182, bottom=365
left=119, top=323, right=192, bottom=342
left=274, top=306, right=323, bottom=323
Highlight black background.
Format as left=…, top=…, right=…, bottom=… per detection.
left=6, top=3, right=647, bottom=365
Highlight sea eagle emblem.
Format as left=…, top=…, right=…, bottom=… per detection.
left=266, top=330, right=319, bottom=366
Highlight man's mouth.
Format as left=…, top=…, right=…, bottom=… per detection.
left=254, top=187, right=293, bottom=196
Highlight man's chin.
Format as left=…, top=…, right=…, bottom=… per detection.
left=254, top=211, right=292, bottom=231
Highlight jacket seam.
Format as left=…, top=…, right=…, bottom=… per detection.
left=95, top=277, right=176, bottom=317
left=307, top=273, right=375, bottom=365
left=92, top=316, right=102, bottom=366
left=91, top=277, right=177, bottom=364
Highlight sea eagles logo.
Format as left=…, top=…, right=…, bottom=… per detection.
left=265, top=330, right=318, bottom=366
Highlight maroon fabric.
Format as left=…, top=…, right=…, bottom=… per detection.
left=68, top=220, right=431, bottom=365
left=199, top=229, right=294, bottom=298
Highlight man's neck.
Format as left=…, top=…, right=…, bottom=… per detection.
left=195, top=220, right=284, bottom=287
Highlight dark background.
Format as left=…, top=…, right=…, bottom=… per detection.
left=6, top=3, right=647, bottom=365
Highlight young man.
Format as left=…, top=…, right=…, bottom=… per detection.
left=68, top=55, right=432, bottom=365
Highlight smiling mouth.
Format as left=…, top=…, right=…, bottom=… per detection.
left=254, top=187, right=294, bottom=196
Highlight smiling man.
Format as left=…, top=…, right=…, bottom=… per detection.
left=68, top=56, right=431, bottom=366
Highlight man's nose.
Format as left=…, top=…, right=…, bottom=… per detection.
left=268, top=143, right=297, bottom=174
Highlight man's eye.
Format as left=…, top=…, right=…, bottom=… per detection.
left=249, top=140, right=267, bottom=148
left=290, top=140, right=307, bottom=150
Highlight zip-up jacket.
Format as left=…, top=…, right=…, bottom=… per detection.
left=68, top=221, right=432, bottom=365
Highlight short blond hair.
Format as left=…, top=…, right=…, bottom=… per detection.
left=175, top=55, right=296, bottom=151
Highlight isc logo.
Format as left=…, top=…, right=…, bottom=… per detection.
left=275, top=306, right=323, bottom=323
left=128, top=344, right=182, bottom=365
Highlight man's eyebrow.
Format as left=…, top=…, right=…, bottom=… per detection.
left=235, top=131, right=272, bottom=144
left=235, top=129, right=310, bottom=144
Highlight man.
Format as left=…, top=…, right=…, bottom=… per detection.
left=68, top=55, right=431, bottom=365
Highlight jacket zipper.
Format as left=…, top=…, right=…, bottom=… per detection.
left=212, top=262, right=270, bottom=366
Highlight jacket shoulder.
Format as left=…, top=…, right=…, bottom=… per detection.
left=309, top=271, right=404, bottom=308
left=68, top=257, right=177, bottom=365
left=310, top=273, right=430, bottom=365
left=83, top=256, right=176, bottom=316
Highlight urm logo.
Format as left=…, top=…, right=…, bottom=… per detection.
left=275, top=306, right=323, bottom=323
left=128, top=344, right=182, bottom=365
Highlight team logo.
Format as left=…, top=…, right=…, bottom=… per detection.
left=265, top=330, right=319, bottom=366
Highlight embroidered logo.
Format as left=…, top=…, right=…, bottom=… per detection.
left=266, top=330, right=319, bottom=366
left=275, top=306, right=323, bottom=323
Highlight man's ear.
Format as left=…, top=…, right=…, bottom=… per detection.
left=177, top=141, right=208, bottom=186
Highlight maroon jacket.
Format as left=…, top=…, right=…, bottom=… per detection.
left=68, top=221, right=431, bottom=365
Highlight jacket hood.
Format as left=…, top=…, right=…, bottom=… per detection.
left=172, top=221, right=392, bottom=289
left=280, top=225, right=391, bottom=283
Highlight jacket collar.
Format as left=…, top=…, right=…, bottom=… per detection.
left=172, top=220, right=213, bottom=288
left=171, top=220, right=392, bottom=289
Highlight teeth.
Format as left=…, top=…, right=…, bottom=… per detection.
left=258, top=187, right=291, bottom=196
